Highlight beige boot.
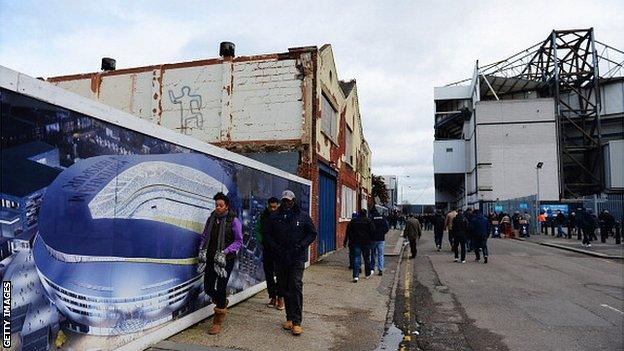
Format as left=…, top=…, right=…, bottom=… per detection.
left=208, top=307, right=227, bottom=335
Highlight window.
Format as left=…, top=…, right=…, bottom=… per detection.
left=321, top=94, right=338, bottom=142
left=341, top=185, right=357, bottom=219
left=345, top=127, right=354, bottom=166
left=446, top=148, right=453, bottom=152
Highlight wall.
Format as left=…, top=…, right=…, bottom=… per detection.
left=49, top=55, right=307, bottom=146
left=475, top=98, right=559, bottom=202
left=433, top=140, right=466, bottom=174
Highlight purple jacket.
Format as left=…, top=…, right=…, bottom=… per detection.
left=199, top=216, right=243, bottom=255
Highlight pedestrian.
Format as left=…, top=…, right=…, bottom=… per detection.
left=444, top=208, right=458, bottom=248
left=404, top=214, right=422, bottom=258
left=522, top=211, right=531, bottom=238
left=580, top=209, right=597, bottom=247
left=433, top=209, right=445, bottom=251
left=567, top=212, right=576, bottom=239
left=346, top=208, right=375, bottom=282
left=344, top=211, right=359, bottom=271
left=452, top=208, right=469, bottom=263
left=555, top=210, right=566, bottom=238
left=198, top=192, right=243, bottom=335
left=470, top=209, right=490, bottom=264
left=501, top=213, right=513, bottom=238
left=370, top=209, right=390, bottom=276
left=598, top=210, right=615, bottom=243
left=538, top=211, right=546, bottom=235
left=255, top=197, right=284, bottom=310
left=465, top=208, right=474, bottom=252
left=512, top=211, right=522, bottom=238
left=264, top=190, right=317, bottom=336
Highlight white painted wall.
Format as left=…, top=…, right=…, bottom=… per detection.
left=475, top=98, right=559, bottom=202
left=433, top=140, right=466, bottom=174
left=51, top=58, right=305, bottom=144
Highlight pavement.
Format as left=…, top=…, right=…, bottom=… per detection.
left=398, top=232, right=624, bottom=351
left=150, top=230, right=405, bottom=351
left=516, top=233, right=623, bottom=259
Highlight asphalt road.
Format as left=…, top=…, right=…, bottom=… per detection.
left=394, top=233, right=624, bottom=351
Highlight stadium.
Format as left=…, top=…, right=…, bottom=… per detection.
left=32, top=153, right=235, bottom=335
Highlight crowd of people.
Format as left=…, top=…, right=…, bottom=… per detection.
left=198, top=192, right=620, bottom=337
left=198, top=190, right=317, bottom=336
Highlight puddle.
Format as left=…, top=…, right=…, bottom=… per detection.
left=375, top=323, right=405, bottom=351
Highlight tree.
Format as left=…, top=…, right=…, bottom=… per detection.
left=371, top=174, right=389, bottom=206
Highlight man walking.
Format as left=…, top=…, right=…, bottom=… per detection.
left=255, top=197, right=284, bottom=310
left=452, top=208, right=469, bottom=263
left=433, top=209, right=445, bottom=251
left=470, top=209, right=490, bottom=264
left=346, top=209, right=375, bottom=281
left=370, top=209, right=389, bottom=276
left=404, top=215, right=422, bottom=259
left=264, top=190, right=317, bottom=336
left=444, top=208, right=458, bottom=249
left=198, top=192, right=244, bottom=335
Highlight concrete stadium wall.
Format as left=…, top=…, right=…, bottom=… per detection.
left=475, top=98, right=559, bottom=202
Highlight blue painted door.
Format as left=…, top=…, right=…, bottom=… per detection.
left=318, top=168, right=336, bottom=256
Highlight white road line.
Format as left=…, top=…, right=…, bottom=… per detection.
left=600, top=304, right=624, bottom=315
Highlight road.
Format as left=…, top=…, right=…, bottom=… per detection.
left=393, top=233, right=624, bottom=351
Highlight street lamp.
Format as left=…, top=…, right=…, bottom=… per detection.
left=535, top=162, right=543, bottom=235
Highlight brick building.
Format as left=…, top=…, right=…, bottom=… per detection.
left=47, top=44, right=372, bottom=262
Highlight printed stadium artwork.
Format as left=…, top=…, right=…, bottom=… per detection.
left=0, top=87, right=310, bottom=350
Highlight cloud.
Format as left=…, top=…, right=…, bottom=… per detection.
left=1, top=0, right=622, bottom=204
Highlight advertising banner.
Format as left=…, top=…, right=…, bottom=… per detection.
left=0, top=68, right=310, bottom=350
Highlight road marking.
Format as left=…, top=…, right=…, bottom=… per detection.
left=600, top=304, right=624, bottom=315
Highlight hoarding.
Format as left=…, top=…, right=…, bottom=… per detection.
left=0, top=66, right=311, bottom=351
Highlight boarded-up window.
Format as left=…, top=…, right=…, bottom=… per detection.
left=341, top=185, right=357, bottom=219
left=322, top=94, right=338, bottom=142
left=345, top=127, right=354, bottom=166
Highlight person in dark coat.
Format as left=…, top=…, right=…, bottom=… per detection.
left=555, top=210, right=566, bottom=237
left=264, top=190, right=317, bottom=336
left=255, top=197, right=283, bottom=309
left=433, top=210, right=445, bottom=251
left=346, top=208, right=376, bottom=281
left=452, top=208, right=469, bottom=263
left=470, top=209, right=490, bottom=263
left=598, top=210, right=615, bottom=243
left=343, top=211, right=359, bottom=271
left=370, top=209, right=389, bottom=275
left=580, top=209, right=597, bottom=247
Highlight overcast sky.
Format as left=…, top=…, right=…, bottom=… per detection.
left=1, top=0, right=622, bottom=203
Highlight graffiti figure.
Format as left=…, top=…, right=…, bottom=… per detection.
left=168, top=86, right=204, bottom=134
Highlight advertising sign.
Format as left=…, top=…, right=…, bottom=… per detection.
left=0, top=67, right=310, bottom=350
left=540, top=204, right=569, bottom=216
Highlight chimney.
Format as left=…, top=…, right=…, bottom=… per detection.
left=101, top=57, right=116, bottom=71
left=219, top=42, right=235, bottom=58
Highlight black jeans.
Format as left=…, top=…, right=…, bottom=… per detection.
left=434, top=230, right=443, bottom=248
left=204, top=258, right=236, bottom=309
left=262, top=248, right=281, bottom=298
left=473, top=236, right=488, bottom=259
left=277, top=261, right=305, bottom=325
left=453, top=236, right=466, bottom=261
left=582, top=228, right=594, bottom=245
left=407, top=236, right=418, bottom=257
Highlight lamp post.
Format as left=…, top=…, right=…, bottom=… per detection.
left=536, top=162, right=543, bottom=235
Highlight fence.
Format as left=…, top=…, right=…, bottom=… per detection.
left=580, top=193, right=624, bottom=221
left=482, top=195, right=538, bottom=234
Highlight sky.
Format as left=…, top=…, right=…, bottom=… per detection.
left=1, top=0, right=622, bottom=203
